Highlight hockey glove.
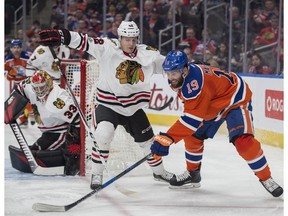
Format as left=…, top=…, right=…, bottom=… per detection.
left=150, top=132, right=174, bottom=160
left=38, top=29, right=71, bottom=47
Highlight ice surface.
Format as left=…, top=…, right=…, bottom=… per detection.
left=4, top=124, right=284, bottom=216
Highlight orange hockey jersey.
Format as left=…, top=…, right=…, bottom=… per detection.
left=4, top=51, right=30, bottom=82
left=167, top=64, right=252, bottom=143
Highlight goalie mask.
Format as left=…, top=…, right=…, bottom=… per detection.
left=31, top=71, right=53, bottom=101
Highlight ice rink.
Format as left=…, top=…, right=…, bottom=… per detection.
left=4, top=124, right=284, bottom=216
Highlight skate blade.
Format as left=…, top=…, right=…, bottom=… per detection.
left=169, top=183, right=201, bottom=189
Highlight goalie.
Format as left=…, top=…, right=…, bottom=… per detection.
left=5, top=70, right=80, bottom=175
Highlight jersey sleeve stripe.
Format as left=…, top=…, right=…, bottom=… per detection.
left=215, top=75, right=247, bottom=121
left=179, top=117, right=199, bottom=131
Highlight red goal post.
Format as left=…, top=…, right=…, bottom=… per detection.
left=60, top=59, right=149, bottom=177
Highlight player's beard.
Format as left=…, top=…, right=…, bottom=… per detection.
left=170, top=76, right=184, bottom=89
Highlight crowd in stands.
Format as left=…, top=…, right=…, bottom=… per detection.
left=5, top=0, right=283, bottom=75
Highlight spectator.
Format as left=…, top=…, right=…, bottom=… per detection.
left=124, top=1, right=137, bottom=21
left=261, top=0, right=279, bottom=26
left=231, top=44, right=244, bottom=72
left=251, top=0, right=279, bottom=34
left=147, top=8, right=166, bottom=47
left=88, top=13, right=102, bottom=36
left=248, top=53, right=273, bottom=74
left=193, top=29, right=217, bottom=61
left=114, top=13, right=124, bottom=23
left=253, top=14, right=281, bottom=46
left=115, top=0, right=129, bottom=15
left=183, top=47, right=195, bottom=63
left=205, top=50, right=219, bottom=68
left=181, top=0, right=204, bottom=40
left=179, top=27, right=199, bottom=52
left=74, top=20, right=89, bottom=34
left=155, top=0, right=170, bottom=20
left=214, top=42, right=228, bottom=70
left=107, top=21, right=120, bottom=39
left=26, top=20, right=41, bottom=38
left=106, top=4, right=117, bottom=23
left=50, top=0, right=65, bottom=24
left=143, top=0, right=155, bottom=22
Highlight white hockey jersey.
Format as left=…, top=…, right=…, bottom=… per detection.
left=68, top=32, right=165, bottom=116
left=26, top=45, right=70, bottom=80
left=17, top=79, right=79, bottom=133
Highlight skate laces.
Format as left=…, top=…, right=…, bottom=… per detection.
left=262, top=177, right=279, bottom=192
left=162, top=170, right=174, bottom=180
left=176, top=171, right=190, bottom=182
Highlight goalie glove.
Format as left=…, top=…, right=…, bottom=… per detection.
left=38, top=29, right=71, bottom=47
left=150, top=132, right=174, bottom=160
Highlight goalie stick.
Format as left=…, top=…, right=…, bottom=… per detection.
left=148, top=97, right=173, bottom=111
left=32, top=153, right=152, bottom=212
left=9, top=120, right=64, bottom=175
left=48, top=46, right=138, bottom=197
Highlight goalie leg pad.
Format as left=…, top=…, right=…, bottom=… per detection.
left=9, top=145, right=65, bottom=173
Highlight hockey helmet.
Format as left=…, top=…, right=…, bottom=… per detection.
left=162, top=50, right=188, bottom=74
left=31, top=71, right=53, bottom=100
left=10, top=39, right=22, bottom=48
left=117, top=21, right=140, bottom=38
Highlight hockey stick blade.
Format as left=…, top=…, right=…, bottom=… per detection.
left=33, top=166, right=64, bottom=176
left=32, top=153, right=152, bottom=212
left=148, top=97, right=173, bottom=111
left=10, top=122, right=65, bottom=175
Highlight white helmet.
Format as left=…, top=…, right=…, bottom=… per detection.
left=117, top=21, right=140, bottom=38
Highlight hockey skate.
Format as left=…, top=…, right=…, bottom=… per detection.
left=260, top=177, right=283, bottom=197
left=153, top=170, right=174, bottom=183
left=90, top=174, right=103, bottom=190
left=169, top=170, right=201, bottom=189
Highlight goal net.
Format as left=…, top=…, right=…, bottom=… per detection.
left=60, top=59, right=150, bottom=177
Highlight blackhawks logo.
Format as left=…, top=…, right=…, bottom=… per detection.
left=53, top=98, right=65, bottom=109
left=37, top=48, right=45, bottom=54
left=115, top=60, right=144, bottom=85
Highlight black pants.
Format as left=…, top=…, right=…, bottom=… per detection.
left=95, top=105, right=154, bottom=142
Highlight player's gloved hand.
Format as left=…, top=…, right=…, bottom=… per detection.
left=150, top=132, right=174, bottom=160
left=38, top=29, right=71, bottom=46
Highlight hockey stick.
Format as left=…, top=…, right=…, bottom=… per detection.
left=48, top=46, right=138, bottom=196
left=9, top=121, right=64, bottom=175
left=32, top=153, right=152, bottom=212
left=148, top=97, right=173, bottom=111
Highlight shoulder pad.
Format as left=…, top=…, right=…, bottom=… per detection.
left=181, top=64, right=204, bottom=99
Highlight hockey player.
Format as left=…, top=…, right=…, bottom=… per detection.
left=9, top=70, right=81, bottom=175
left=4, top=39, right=35, bottom=126
left=38, top=21, right=174, bottom=189
left=26, top=45, right=71, bottom=82
left=150, top=50, right=283, bottom=197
